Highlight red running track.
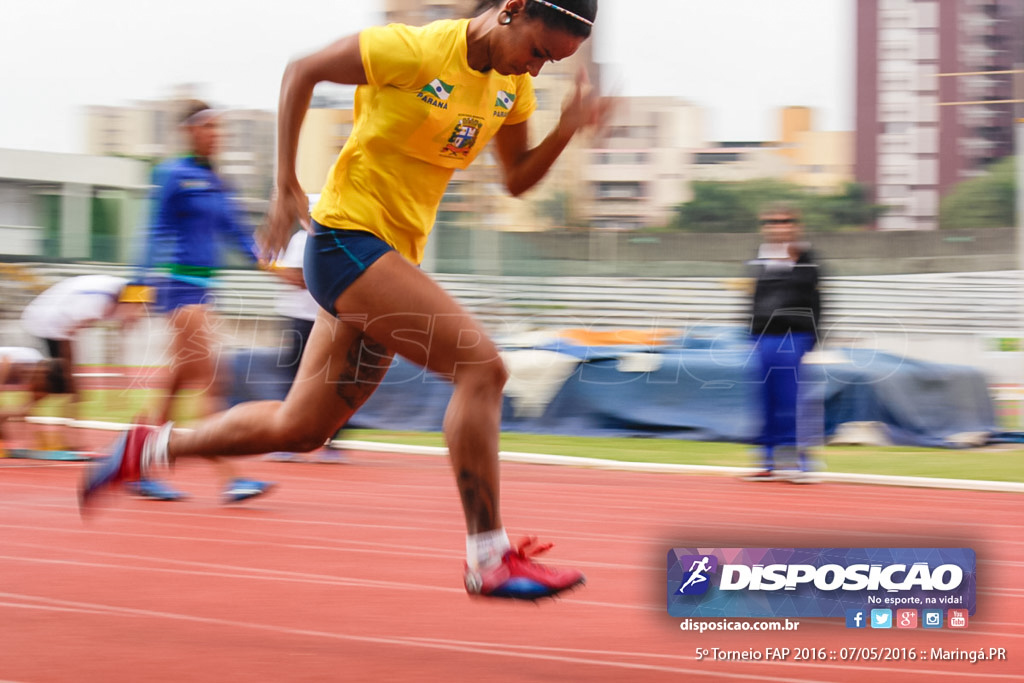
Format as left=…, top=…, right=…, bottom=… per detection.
left=0, top=447, right=1021, bottom=682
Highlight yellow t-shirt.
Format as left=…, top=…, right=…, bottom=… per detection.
left=311, top=19, right=537, bottom=264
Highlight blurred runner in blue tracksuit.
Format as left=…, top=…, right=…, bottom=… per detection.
left=130, top=98, right=274, bottom=504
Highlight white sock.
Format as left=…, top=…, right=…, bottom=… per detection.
left=141, top=422, right=173, bottom=474
left=466, top=528, right=511, bottom=571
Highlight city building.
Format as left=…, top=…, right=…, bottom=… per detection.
left=777, top=106, right=854, bottom=192
left=297, top=91, right=356, bottom=194
left=689, top=141, right=793, bottom=184
left=84, top=89, right=274, bottom=218
left=855, top=0, right=1024, bottom=230
left=582, top=97, right=704, bottom=229
left=0, top=147, right=149, bottom=262
left=684, top=106, right=854, bottom=195
left=777, top=106, right=814, bottom=166
left=73, top=2, right=858, bottom=247
left=380, top=1, right=709, bottom=232
left=788, top=129, right=855, bottom=192
left=382, top=0, right=472, bottom=24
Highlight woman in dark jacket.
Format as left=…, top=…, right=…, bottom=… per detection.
left=748, top=203, right=822, bottom=480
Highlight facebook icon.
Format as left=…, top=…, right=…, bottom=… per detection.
left=846, top=609, right=867, bottom=629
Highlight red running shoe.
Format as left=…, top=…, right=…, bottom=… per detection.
left=464, top=537, right=585, bottom=600
left=79, top=425, right=152, bottom=511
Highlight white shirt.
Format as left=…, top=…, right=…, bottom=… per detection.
left=0, top=347, right=45, bottom=364
left=274, top=231, right=320, bottom=322
left=20, top=275, right=126, bottom=340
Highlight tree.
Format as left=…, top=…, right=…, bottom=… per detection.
left=802, top=182, right=887, bottom=231
left=939, top=157, right=1017, bottom=229
left=668, top=179, right=882, bottom=232
left=534, top=190, right=573, bottom=227
left=670, top=182, right=754, bottom=232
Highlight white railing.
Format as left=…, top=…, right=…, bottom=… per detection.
left=12, top=263, right=1022, bottom=337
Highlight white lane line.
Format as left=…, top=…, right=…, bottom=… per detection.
left=0, top=601, right=122, bottom=617
left=5, top=529, right=1023, bottom=606
left=0, top=593, right=874, bottom=683
left=6, top=482, right=1021, bottom=535
left=2, top=593, right=1021, bottom=682
left=0, top=553, right=466, bottom=596
left=16, top=423, right=1024, bottom=493
left=3, top=497, right=1021, bottom=556
left=4, top=548, right=1023, bottom=632
left=0, top=550, right=655, bottom=613
left=332, top=440, right=1024, bottom=494
left=5, top=464, right=1022, bottom=527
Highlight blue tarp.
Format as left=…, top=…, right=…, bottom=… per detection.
left=228, top=329, right=998, bottom=448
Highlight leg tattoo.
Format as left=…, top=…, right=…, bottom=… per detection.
left=334, top=333, right=392, bottom=411
left=457, top=468, right=496, bottom=532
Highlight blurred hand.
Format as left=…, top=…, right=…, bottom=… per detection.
left=557, top=67, right=615, bottom=140
left=788, top=241, right=809, bottom=261
left=258, top=180, right=310, bottom=261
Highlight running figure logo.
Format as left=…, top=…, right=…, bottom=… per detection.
left=677, top=554, right=718, bottom=595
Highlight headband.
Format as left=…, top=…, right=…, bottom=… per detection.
left=182, top=108, right=222, bottom=127
left=531, top=0, right=593, bottom=27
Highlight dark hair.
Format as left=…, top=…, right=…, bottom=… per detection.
left=179, top=98, right=212, bottom=125
left=474, top=0, right=597, bottom=38
left=760, top=201, right=802, bottom=221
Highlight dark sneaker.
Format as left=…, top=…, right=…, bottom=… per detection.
left=464, top=537, right=585, bottom=600
left=222, top=478, right=276, bottom=504
left=743, top=469, right=778, bottom=482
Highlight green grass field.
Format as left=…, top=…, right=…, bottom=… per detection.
left=346, top=430, right=1024, bottom=483
left=9, top=388, right=1023, bottom=484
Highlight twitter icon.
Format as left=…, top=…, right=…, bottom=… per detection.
left=870, top=609, right=893, bottom=629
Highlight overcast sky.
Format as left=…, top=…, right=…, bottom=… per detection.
left=0, top=0, right=853, bottom=154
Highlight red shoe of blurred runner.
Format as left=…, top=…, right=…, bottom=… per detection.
left=464, top=537, right=585, bottom=600
left=79, top=425, right=153, bottom=511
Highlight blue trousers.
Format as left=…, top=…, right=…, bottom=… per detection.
left=753, top=332, right=816, bottom=468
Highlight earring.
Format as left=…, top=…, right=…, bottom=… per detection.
left=498, top=9, right=513, bottom=25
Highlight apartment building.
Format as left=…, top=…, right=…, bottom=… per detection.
left=0, top=147, right=149, bottom=261
left=297, top=90, right=356, bottom=194
left=84, top=92, right=275, bottom=209
left=689, top=141, right=793, bottom=185
left=856, top=0, right=1024, bottom=230
left=582, top=97, right=704, bottom=229
left=775, top=106, right=854, bottom=192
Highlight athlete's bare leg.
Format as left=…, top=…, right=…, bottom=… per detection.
left=156, top=305, right=217, bottom=424
left=156, top=304, right=250, bottom=485
left=167, top=308, right=391, bottom=457
left=166, top=253, right=506, bottom=533
left=332, top=253, right=507, bottom=535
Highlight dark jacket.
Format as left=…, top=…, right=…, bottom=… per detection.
left=750, top=247, right=821, bottom=338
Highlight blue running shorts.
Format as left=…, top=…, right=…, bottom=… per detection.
left=154, top=278, right=212, bottom=313
left=304, top=220, right=395, bottom=314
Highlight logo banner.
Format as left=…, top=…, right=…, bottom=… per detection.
left=667, top=548, right=975, bottom=618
